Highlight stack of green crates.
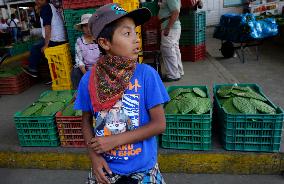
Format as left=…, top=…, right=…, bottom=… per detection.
left=14, top=90, right=75, bottom=147
left=213, top=83, right=284, bottom=152
left=141, top=0, right=159, bottom=16
left=162, top=86, right=212, bottom=150
left=63, top=8, right=96, bottom=57
left=179, top=11, right=206, bottom=46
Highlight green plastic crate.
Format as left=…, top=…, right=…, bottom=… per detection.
left=65, top=30, right=81, bottom=56
left=141, top=0, right=159, bottom=16
left=63, top=9, right=96, bottom=25
left=180, top=29, right=205, bottom=46
left=19, top=139, right=59, bottom=147
left=16, top=127, right=58, bottom=135
left=14, top=114, right=56, bottom=129
left=13, top=90, right=75, bottom=147
left=63, top=9, right=96, bottom=56
left=161, top=85, right=212, bottom=150
left=214, top=83, right=284, bottom=152
left=180, top=11, right=206, bottom=31
left=18, top=133, right=58, bottom=140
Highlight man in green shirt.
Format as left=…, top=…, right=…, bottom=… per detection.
left=158, top=0, right=184, bottom=82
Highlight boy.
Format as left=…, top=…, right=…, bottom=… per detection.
left=74, top=3, right=170, bottom=184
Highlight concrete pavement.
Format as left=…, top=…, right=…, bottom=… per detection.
left=0, top=27, right=284, bottom=174
left=1, top=168, right=284, bottom=184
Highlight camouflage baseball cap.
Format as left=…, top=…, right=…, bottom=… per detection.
left=89, top=3, right=152, bottom=40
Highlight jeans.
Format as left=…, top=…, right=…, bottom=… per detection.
left=11, top=27, right=18, bottom=42
left=28, top=39, right=66, bottom=71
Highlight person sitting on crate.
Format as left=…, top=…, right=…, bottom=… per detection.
left=71, top=14, right=101, bottom=89
left=22, top=0, right=67, bottom=78
left=74, top=3, right=169, bottom=184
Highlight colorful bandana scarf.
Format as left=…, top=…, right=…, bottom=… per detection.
left=89, top=55, right=137, bottom=112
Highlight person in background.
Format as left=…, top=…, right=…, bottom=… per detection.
left=71, top=14, right=101, bottom=89
left=22, top=0, right=66, bottom=78
left=0, top=18, right=9, bottom=31
left=158, top=0, right=184, bottom=82
left=7, top=14, right=20, bottom=42
left=0, top=18, right=10, bottom=46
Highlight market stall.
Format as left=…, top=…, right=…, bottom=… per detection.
left=213, top=0, right=284, bottom=62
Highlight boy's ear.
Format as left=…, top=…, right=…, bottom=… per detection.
left=97, top=38, right=111, bottom=51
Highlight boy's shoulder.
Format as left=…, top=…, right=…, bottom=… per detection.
left=79, top=71, right=91, bottom=87
left=136, top=63, right=158, bottom=76
left=135, top=63, right=161, bottom=82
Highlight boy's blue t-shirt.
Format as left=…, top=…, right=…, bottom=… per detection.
left=74, top=63, right=170, bottom=175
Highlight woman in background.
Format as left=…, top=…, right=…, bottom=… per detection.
left=71, top=14, right=101, bottom=89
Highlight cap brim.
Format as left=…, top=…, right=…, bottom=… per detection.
left=124, top=8, right=152, bottom=26
left=74, top=22, right=89, bottom=31
left=74, top=24, right=83, bottom=31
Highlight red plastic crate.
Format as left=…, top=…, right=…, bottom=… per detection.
left=143, top=44, right=160, bottom=52
left=56, top=112, right=86, bottom=148
left=0, top=72, right=27, bottom=84
left=180, top=43, right=206, bottom=62
left=142, top=31, right=160, bottom=51
left=142, top=16, right=161, bottom=51
left=62, top=0, right=112, bottom=9
left=61, top=140, right=85, bottom=147
left=0, top=72, right=33, bottom=95
left=143, top=16, right=160, bottom=29
left=143, top=30, right=160, bottom=45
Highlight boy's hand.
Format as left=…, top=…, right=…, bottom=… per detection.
left=90, top=136, right=118, bottom=154
left=91, top=153, right=112, bottom=184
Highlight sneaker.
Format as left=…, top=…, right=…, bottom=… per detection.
left=44, top=80, right=52, bottom=85
left=0, top=53, right=10, bottom=65
left=22, top=66, right=38, bottom=78
left=162, top=76, right=181, bottom=82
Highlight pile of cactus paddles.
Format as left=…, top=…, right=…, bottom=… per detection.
left=165, top=87, right=211, bottom=115
left=21, top=91, right=74, bottom=116
left=0, top=65, right=22, bottom=78
left=217, top=85, right=276, bottom=114
left=61, top=101, right=82, bottom=116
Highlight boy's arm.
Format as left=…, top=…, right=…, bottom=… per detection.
left=90, top=104, right=166, bottom=153
left=82, top=112, right=112, bottom=184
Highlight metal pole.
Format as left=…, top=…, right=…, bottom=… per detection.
left=7, top=3, right=11, bottom=18
left=25, top=9, right=30, bottom=29
left=17, top=6, right=21, bottom=23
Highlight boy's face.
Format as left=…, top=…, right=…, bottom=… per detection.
left=106, top=17, right=140, bottom=60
